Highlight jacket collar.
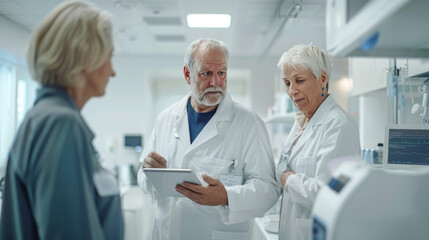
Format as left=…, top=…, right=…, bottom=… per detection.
left=306, top=95, right=336, bottom=128
left=35, top=86, right=78, bottom=110
left=288, top=95, right=337, bottom=158
left=35, top=85, right=95, bottom=141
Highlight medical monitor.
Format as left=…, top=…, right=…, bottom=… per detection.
left=383, top=125, right=429, bottom=170
left=124, top=135, right=142, bottom=148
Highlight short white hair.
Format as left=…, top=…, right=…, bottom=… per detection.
left=277, top=44, right=333, bottom=87
left=184, top=38, right=229, bottom=71
left=27, top=0, right=113, bottom=87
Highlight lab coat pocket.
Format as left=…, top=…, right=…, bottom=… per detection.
left=294, top=218, right=312, bottom=240
left=295, top=156, right=317, bottom=178
left=212, top=230, right=251, bottom=240
left=93, top=169, right=120, bottom=196
left=190, top=157, right=234, bottom=181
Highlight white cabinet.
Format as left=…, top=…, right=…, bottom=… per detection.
left=121, top=186, right=156, bottom=240
left=349, top=57, right=389, bottom=95
left=407, top=59, right=429, bottom=77
left=326, top=0, right=429, bottom=58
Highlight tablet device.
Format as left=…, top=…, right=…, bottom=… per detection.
left=143, top=168, right=202, bottom=198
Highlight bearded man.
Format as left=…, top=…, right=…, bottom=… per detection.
left=137, top=38, right=280, bottom=240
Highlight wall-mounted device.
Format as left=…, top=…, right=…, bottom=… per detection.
left=124, top=134, right=143, bottom=152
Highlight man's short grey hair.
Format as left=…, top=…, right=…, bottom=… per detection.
left=27, top=0, right=113, bottom=87
left=184, top=38, right=229, bottom=71
left=277, top=44, right=333, bottom=88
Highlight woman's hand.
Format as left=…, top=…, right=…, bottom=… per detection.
left=281, top=171, right=295, bottom=188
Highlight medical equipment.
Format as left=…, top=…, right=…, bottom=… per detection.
left=386, top=59, right=407, bottom=125
left=312, top=161, right=429, bottom=240
left=124, top=134, right=143, bottom=152
left=383, top=125, right=429, bottom=170
left=411, top=78, right=429, bottom=125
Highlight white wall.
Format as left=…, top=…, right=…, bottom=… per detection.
left=0, top=15, right=31, bottom=59
left=0, top=15, right=31, bottom=173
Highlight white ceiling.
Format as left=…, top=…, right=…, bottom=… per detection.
left=0, top=0, right=326, bottom=58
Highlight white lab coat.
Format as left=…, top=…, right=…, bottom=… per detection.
left=277, top=95, right=361, bottom=240
left=138, top=92, right=280, bottom=240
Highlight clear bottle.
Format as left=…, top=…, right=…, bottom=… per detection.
left=375, top=143, right=384, bottom=164
left=369, top=148, right=375, bottom=164
left=363, top=148, right=370, bottom=164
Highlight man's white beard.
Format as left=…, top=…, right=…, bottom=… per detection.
left=191, top=79, right=225, bottom=107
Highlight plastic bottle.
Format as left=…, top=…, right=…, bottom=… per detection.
left=375, top=143, right=383, bottom=164
left=369, top=148, right=375, bottom=164
left=363, top=148, right=370, bottom=164
left=361, top=148, right=366, bottom=163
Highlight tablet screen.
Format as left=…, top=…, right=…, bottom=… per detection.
left=143, top=168, right=201, bottom=198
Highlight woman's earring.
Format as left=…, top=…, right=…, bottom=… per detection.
left=321, top=87, right=325, bottom=97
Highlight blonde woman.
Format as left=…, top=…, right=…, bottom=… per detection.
left=0, top=1, right=123, bottom=239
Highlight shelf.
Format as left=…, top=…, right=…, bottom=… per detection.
left=264, top=113, right=295, bottom=124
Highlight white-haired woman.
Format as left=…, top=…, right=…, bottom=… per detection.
left=276, top=45, right=360, bottom=240
left=0, top=1, right=123, bottom=239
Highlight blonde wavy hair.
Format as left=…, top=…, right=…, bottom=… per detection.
left=27, top=0, right=113, bottom=87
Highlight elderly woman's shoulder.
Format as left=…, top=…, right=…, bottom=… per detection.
left=324, top=104, right=357, bottom=127
left=26, top=99, right=84, bottom=129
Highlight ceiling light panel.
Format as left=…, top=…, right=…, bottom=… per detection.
left=186, top=14, right=231, bottom=28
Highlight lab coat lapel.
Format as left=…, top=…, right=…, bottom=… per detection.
left=186, top=117, right=218, bottom=154
left=173, top=94, right=191, bottom=153
left=290, top=122, right=314, bottom=157
left=185, top=92, right=232, bottom=155
left=289, top=96, right=335, bottom=157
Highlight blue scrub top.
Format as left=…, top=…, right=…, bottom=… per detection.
left=0, top=86, right=124, bottom=240
left=187, top=97, right=217, bottom=143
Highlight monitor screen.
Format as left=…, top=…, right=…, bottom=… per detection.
left=384, top=125, right=429, bottom=169
left=124, top=135, right=142, bottom=148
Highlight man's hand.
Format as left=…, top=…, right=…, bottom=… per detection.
left=142, top=151, right=167, bottom=169
left=175, top=174, right=228, bottom=206
left=281, top=171, right=295, bottom=188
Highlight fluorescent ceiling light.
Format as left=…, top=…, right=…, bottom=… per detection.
left=186, top=14, right=231, bottom=28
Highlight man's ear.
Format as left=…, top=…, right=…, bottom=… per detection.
left=184, top=66, right=191, bottom=85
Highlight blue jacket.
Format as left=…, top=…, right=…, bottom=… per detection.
left=0, top=86, right=124, bottom=240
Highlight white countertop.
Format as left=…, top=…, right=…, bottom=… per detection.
left=253, top=215, right=279, bottom=240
